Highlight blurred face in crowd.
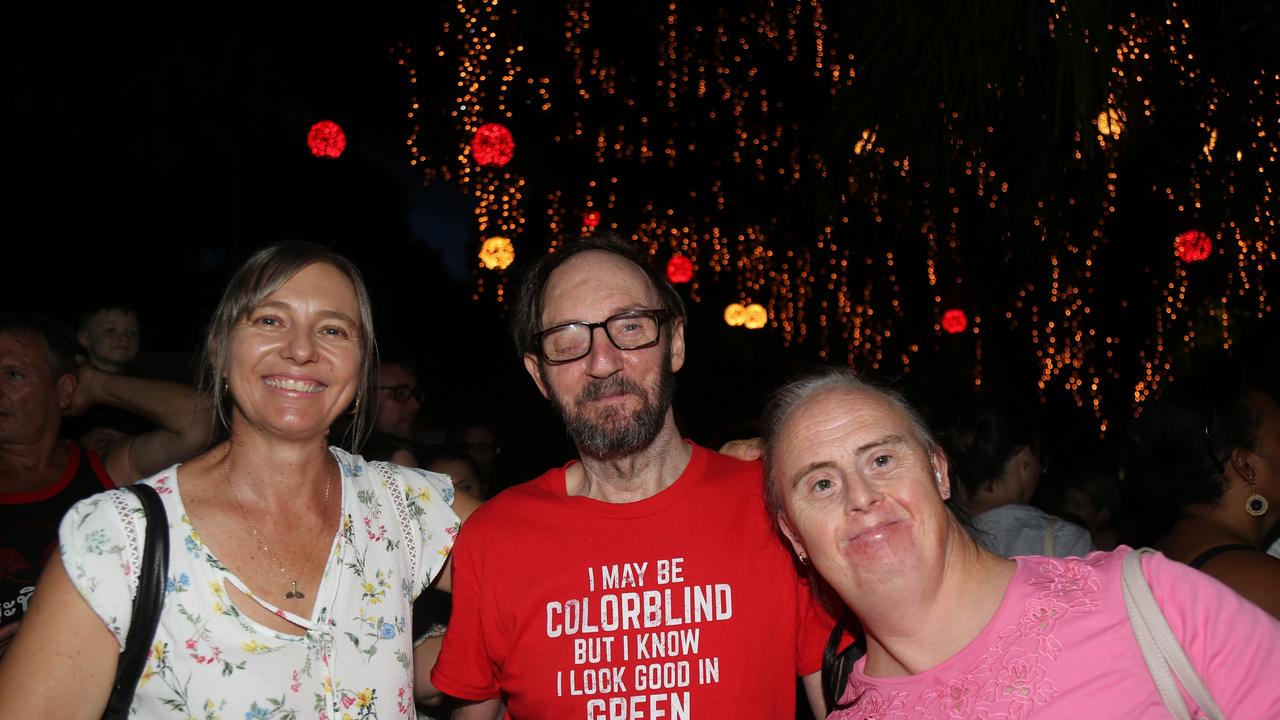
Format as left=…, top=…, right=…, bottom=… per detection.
left=523, top=251, right=684, bottom=460
left=0, top=332, right=74, bottom=446
left=389, top=448, right=419, bottom=468
left=771, top=386, right=955, bottom=603
left=459, top=424, right=499, bottom=474
left=428, top=457, right=485, bottom=499
left=79, top=309, right=140, bottom=371
left=1061, top=485, right=1103, bottom=529
left=226, top=263, right=362, bottom=443
left=375, top=363, right=421, bottom=440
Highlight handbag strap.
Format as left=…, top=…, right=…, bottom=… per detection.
left=102, top=483, right=169, bottom=720
left=1121, top=547, right=1224, bottom=720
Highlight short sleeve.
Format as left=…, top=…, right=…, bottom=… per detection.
left=430, top=508, right=503, bottom=700
left=386, top=463, right=462, bottom=596
left=1057, top=520, right=1094, bottom=557
left=1144, top=549, right=1280, bottom=717
left=794, top=576, right=837, bottom=676
left=57, top=489, right=145, bottom=648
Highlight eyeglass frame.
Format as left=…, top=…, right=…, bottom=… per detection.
left=378, top=384, right=424, bottom=404
left=534, top=308, right=673, bottom=364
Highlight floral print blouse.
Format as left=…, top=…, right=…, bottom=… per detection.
left=59, top=448, right=460, bottom=719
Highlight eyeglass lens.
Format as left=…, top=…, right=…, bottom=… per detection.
left=542, top=312, right=661, bottom=362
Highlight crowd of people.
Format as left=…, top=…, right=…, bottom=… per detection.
left=0, top=235, right=1277, bottom=719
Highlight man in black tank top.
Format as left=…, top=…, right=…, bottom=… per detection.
left=0, top=314, right=213, bottom=657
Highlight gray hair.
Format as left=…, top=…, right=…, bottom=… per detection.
left=0, top=313, right=79, bottom=379
left=761, top=366, right=972, bottom=529
left=198, top=241, right=379, bottom=451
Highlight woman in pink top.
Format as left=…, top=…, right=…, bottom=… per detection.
left=761, top=367, right=1280, bottom=719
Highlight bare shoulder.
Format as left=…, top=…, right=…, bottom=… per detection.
left=1200, top=550, right=1280, bottom=619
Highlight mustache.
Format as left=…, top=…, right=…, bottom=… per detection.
left=578, top=375, right=646, bottom=404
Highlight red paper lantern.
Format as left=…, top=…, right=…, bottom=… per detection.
left=666, top=254, right=694, bottom=284
left=307, top=120, right=346, bottom=159
left=471, top=123, right=515, bottom=167
left=1174, top=230, right=1212, bottom=263
left=583, top=210, right=601, bottom=230
left=942, top=308, right=968, bottom=334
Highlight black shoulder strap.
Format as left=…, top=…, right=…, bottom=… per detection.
left=1187, top=543, right=1257, bottom=569
left=102, top=484, right=169, bottom=720
left=822, top=614, right=866, bottom=710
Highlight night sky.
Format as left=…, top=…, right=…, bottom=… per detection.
left=7, top=8, right=1279, bottom=491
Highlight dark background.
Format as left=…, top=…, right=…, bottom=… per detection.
left=7, top=7, right=1278, bottom=494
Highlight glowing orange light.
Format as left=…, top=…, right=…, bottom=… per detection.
left=942, top=308, right=968, bottom=334
left=583, top=210, right=601, bottom=230
left=307, top=120, right=346, bottom=159
left=1095, top=108, right=1125, bottom=139
left=854, top=129, right=876, bottom=155
left=666, top=254, right=694, bottom=283
left=744, top=303, right=768, bottom=330
left=479, top=236, right=515, bottom=270
left=723, top=303, right=747, bottom=327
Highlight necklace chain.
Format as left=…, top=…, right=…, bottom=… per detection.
left=221, top=449, right=334, bottom=600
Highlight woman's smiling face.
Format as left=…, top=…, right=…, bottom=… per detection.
left=771, top=386, right=956, bottom=599
left=226, top=262, right=363, bottom=443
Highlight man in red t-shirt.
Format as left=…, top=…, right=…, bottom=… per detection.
left=0, top=314, right=212, bottom=657
left=431, top=237, right=832, bottom=719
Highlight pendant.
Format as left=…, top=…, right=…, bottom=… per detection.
left=285, top=581, right=305, bottom=600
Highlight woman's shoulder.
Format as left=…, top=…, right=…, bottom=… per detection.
left=1183, top=546, right=1280, bottom=618
left=335, top=448, right=457, bottom=508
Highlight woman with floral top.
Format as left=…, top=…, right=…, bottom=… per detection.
left=761, top=367, right=1280, bottom=719
left=0, top=241, right=480, bottom=718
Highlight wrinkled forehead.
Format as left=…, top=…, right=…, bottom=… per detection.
left=541, top=251, right=661, bottom=325
left=255, top=262, right=361, bottom=317
left=0, top=331, right=54, bottom=374
left=783, top=386, right=921, bottom=451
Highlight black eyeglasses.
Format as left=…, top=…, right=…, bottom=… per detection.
left=536, top=309, right=672, bottom=363
left=379, top=384, right=424, bottom=404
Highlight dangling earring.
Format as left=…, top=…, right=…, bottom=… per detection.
left=349, top=396, right=361, bottom=415
left=1244, top=468, right=1269, bottom=517
left=796, top=551, right=808, bottom=565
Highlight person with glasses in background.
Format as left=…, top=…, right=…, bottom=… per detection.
left=431, top=235, right=833, bottom=719
left=375, top=353, right=425, bottom=441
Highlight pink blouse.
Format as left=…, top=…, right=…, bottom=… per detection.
left=831, top=546, right=1280, bottom=719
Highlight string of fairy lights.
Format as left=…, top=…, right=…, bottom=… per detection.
left=382, top=0, right=1276, bottom=435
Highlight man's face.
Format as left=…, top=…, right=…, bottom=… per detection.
left=375, top=363, right=421, bottom=440
left=80, top=309, right=140, bottom=369
left=0, top=332, right=73, bottom=445
left=522, top=251, right=684, bottom=460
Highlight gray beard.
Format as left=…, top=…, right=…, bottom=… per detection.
left=546, top=357, right=676, bottom=460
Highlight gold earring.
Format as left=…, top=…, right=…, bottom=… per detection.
left=1244, top=468, right=1268, bottom=517
left=1247, top=494, right=1269, bottom=517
